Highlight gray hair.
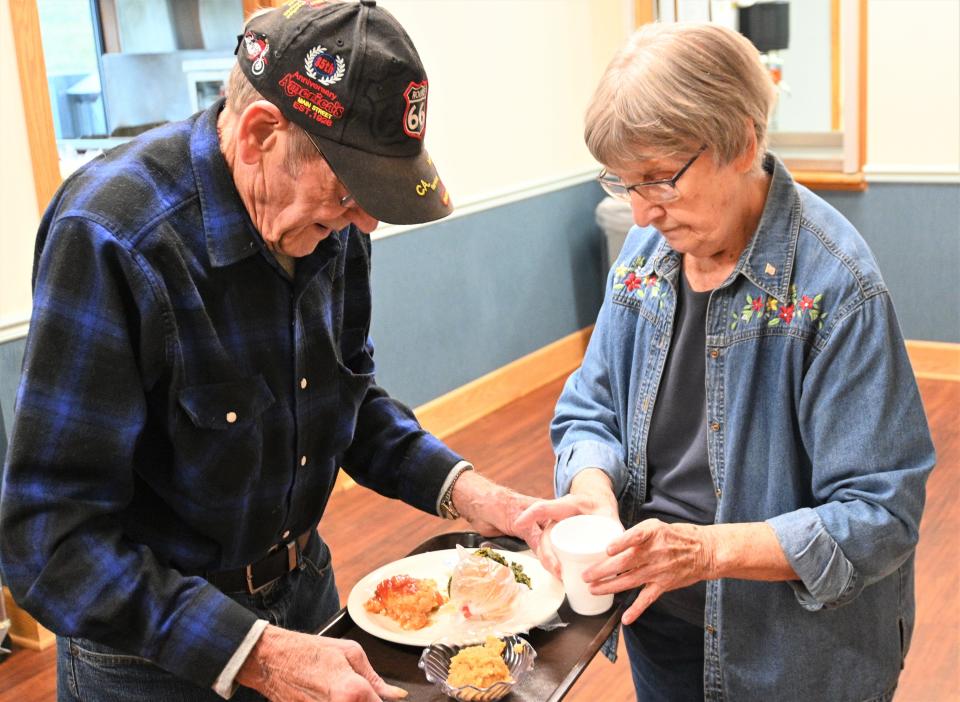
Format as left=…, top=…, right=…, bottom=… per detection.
left=585, top=22, right=776, bottom=171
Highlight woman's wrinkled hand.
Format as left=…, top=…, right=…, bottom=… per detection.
left=584, top=519, right=718, bottom=626
left=513, top=486, right=620, bottom=580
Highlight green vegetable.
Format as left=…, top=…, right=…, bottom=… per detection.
left=473, top=548, right=532, bottom=589
left=474, top=547, right=508, bottom=567
left=510, top=562, right=532, bottom=590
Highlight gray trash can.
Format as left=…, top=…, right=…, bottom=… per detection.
left=595, top=196, right=634, bottom=272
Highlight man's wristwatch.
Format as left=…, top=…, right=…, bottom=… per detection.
left=439, top=464, right=473, bottom=520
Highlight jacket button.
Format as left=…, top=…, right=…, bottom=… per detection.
left=709, top=349, right=719, bottom=359
left=281, top=530, right=290, bottom=540
left=710, top=421, right=721, bottom=432
left=300, top=455, right=308, bottom=467
left=225, top=411, right=238, bottom=424
left=706, top=624, right=717, bottom=635
left=300, top=377, right=308, bottom=390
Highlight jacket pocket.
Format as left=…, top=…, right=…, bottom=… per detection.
left=175, top=375, right=276, bottom=498
left=178, top=375, right=275, bottom=429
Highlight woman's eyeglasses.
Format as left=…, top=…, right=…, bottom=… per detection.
left=598, top=146, right=706, bottom=204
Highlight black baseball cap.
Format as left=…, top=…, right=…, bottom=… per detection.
left=235, top=0, right=452, bottom=225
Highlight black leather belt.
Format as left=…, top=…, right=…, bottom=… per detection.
left=206, top=530, right=312, bottom=594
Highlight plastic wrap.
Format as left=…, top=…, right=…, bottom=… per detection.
left=448, top=546, right=521, bottom=621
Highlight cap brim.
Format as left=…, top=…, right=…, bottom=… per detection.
left=312, top=139, right=453, bottom=225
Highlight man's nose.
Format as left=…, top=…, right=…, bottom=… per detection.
left=630, top=193, right=665, bottom=228
left=348, top=206, right=379, bottom=234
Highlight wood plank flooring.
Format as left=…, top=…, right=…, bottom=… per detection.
left=1, top=377, right=956, bottom=701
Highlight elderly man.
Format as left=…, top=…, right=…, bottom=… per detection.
left=0, top=2, right=541, bottom=700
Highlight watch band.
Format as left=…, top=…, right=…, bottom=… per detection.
left=439, top=464, right=473, bottom=519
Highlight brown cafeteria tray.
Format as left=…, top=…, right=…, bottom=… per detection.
left=317, top=531, right=623, bottom=701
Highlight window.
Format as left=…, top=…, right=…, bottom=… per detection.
left=36, top=0, right=244, bottom=176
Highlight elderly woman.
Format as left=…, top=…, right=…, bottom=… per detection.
left=517, top=22, right=935, bottom=702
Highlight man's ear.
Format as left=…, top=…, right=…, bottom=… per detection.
left=235, top=100, right=289, bottom=165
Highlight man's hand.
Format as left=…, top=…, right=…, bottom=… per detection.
left=450, top=471, right=542, bottom=549
left=236, top=625, right=407, bottom=701
left=513, top=469, right=620, bottom=578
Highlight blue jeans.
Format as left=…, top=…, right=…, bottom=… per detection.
left=623, top=601, right=705, bottom=702
left=56, top=534, right=340, bottom=701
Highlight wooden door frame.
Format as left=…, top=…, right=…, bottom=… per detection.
left=8, top=0, right=60, bottom=215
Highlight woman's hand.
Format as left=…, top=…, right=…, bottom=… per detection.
left=585, top=520, right=797, bottom=625
left=584, top=519, right=718, bottom=625
left=513, top=469, right=620, bottom=578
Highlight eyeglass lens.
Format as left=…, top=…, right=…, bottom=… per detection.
left=599, top=175, right=677, bottom=203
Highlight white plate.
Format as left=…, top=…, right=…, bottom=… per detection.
left=346, top=547, right=564, bottom=647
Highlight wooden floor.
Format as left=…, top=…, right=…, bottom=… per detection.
left=1, top=377, right=957, bottom=701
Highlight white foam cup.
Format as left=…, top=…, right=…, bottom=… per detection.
left=549, top=514, right=625, bottom=615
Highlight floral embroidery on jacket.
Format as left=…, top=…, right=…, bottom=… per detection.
left=729, top=284, right=826, bottom=331
left=613, top=256, right=665, bottom=308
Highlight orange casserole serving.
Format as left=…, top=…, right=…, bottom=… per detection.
left=363, top=574, right=445, bottom=630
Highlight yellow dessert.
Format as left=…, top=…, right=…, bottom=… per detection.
left=446, top=636, right=512, bottom=689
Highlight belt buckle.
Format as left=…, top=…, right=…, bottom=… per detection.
left=244, top=540, right=300, bottom=594
left=286, top=539, right=299, bottom=571
left=244, top=563, right=272, bottom=595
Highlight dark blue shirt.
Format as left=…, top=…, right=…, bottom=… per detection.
left=0, top=101, right=460, bottom=688
left=643, top=270, right=716, bottom=527
left=642, top=269, right=717, bottom=625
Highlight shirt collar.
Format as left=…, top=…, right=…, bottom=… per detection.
left=650, top=240, right=681, bottom=280
left=190, top=99, right=262, bottom=268
left=190, top=100, right=348, bottom=278
left=735, top=153, right=801, bottom=303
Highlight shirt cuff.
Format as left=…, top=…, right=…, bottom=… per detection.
left=434, top=460, right=474, bottom=515
left=212, top=619, right=269, bottom=699
left=766, top=508, right=858, bottom=610
left=554, top=440, right=627, bottom=497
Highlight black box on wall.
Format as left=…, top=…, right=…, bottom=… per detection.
left=739, top=2, right=790, bottom=53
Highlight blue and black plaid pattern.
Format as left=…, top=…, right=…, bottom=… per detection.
left=0, top=101, right=460, bottom=688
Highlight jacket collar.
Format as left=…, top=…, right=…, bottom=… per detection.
left=734, top=153, right=801, bottom=303
left=649, top=239, right=680, bottom=280
left=190, top=99, right=262, bottom=268
left=647, top=153, right=801, bottom=303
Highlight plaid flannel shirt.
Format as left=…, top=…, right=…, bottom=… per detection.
left=0, top=100, right=460, bottom=688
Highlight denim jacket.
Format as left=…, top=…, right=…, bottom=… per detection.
left=553, top=155, right=935, bottom=701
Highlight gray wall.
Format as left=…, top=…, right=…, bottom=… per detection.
left=370, top=181, right=607, bottom=407
left=2, top=179, right=957, bottom=454
left=0, top=338, right=25, bottom=458
left=821, top=183, right=960, bottom=343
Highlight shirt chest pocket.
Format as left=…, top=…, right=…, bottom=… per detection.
left=175, top=375, right=276, bottom=498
